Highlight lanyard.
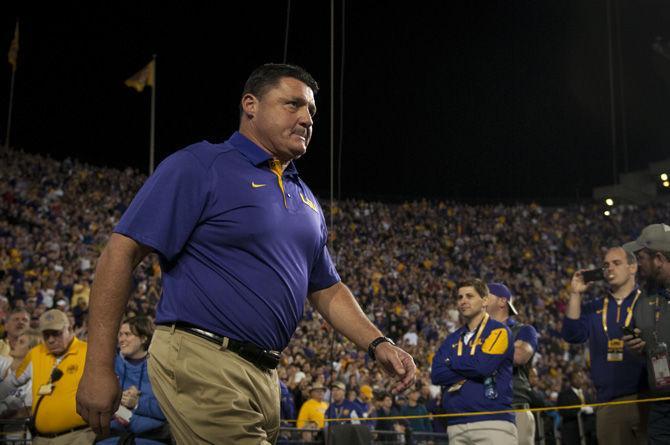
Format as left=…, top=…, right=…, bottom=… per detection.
left=457, top=313, right=489, bottom=356
left=602, top=289, right=641, bottom=338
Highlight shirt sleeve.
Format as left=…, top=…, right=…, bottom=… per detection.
left=114, top=150, right=210, bottom=261
left=516, top=325, right=539, bottom=352
left=561, top=300, right=597, bottom=344
left=0, top=361, right=31, bottom=402
left=307, top=218, right=341, bottom=292
left=431, top=335, right=466, bottom=387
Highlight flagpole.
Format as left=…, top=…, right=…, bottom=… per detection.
left=5, top=20, right=18, bottom=149
left=149, top=54, right=156, bottom=174
left=4, top=66, right=15, bottom=148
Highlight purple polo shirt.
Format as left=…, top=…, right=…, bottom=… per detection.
left=115, top=132, right=340, bottom=350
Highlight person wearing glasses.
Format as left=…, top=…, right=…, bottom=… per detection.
left=9, top=309, right=94, bottom=444
left=561, top=246, right=646, bottom=445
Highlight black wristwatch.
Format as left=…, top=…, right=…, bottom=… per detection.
left=368, top=336, right=395, bottom=361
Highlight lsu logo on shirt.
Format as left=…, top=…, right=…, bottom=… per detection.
left=481, top=328, right=509, bottom=355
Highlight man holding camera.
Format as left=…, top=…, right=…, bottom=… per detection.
left=623, top=224, right=670, bottom=444
left=561, top=246, right=646, bottom=445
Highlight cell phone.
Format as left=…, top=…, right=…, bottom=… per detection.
left=581, top=269, right=603, bottom=283
left=622, top=326, right=639, bottom=338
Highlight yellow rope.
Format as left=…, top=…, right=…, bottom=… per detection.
left=283, top=395, right=670, bottom=424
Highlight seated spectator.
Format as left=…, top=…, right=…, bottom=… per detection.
left=98, top=316, right=169, bottom=445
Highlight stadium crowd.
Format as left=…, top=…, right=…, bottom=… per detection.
left=1, top=146, right=668, bottom=439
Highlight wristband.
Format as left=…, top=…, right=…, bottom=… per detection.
left=368, top=336, right=395, bottom=361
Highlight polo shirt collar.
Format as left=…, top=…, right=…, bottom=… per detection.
left=60, top=336, right=83, bottom=357
left=229, top=131, right=300, bottom=177
left=608, top=285, right=640, bottom=301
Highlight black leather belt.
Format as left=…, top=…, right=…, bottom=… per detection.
left=37, top=425, right=88, bottom=438
left=171, top=323, right=281, bottom=371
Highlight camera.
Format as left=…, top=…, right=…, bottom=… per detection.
left=581, top=269, right=603, bottom=283
left=622, top=325, right=639, bottom=339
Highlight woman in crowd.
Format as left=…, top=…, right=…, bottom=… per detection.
left=98, top=316, right=169, bottom=445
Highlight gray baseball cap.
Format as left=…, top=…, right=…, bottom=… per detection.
left=623, top=223, right=670, bottom=253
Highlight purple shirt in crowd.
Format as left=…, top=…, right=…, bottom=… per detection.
left=115, top=132, right=340, bottom=350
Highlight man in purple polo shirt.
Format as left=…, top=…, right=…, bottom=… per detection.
left=75, top=63, right=416, bottom=444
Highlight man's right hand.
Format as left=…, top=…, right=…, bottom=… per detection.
left=623, top=328, right=646, bottom=355
left=76, top=366, right=121, bottom=437
left=570, top=270, right=590, bottom=295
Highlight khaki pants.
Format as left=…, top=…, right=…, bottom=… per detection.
left=32, top=428, right=96, bottom=445
left=148, top=326, right=280, bottom=445
left=596, top=394, right=646, bottom=445
left=515, top=410, right=535, bottom=445
left=447, top=420, right=518, bottom=445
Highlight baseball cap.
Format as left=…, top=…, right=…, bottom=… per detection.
left=360, top=384, right=373, bottom=399
left=623, top=224, right=670, bottom=253
left=309, top=383, right=327, bottom=393
left=487, top=282, right=518, bottom=316
left=39, top=309, right=70, bottom=332
left=331, top=381, right=346, bottom=391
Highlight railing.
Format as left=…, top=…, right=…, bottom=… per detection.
left=0, top=408, right=620, bottom=444
left=0, top=419, right=30, bottom=445
left=278, top=426, right=448, bottom=444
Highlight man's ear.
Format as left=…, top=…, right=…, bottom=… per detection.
left=241, top=93, right=258, bottom=119
left=654, top=252, right=665, bottom=266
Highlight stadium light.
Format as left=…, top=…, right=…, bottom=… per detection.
left=662, top=173, right=669, bottom=181
left=664, top=181, right=670, bottom=188
left=604, top=210, right=611, bottom=216
left=605, top=198, right=614, bottom=206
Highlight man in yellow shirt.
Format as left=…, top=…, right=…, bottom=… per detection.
left=14, top=309, right=94, bottom=444
left=297, top=383, right=329, bottom=441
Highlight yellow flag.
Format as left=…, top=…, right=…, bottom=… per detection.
left=124, top=60, right=154, bottom=92
left=8, top=21, right=19, bottom=71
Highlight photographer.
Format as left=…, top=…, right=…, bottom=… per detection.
left=623, top=224, right=670, bottom=444
left=561, top=247, right=646, bottom=445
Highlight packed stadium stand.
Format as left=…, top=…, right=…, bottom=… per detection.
left=1, top=147, right=667, bottom=443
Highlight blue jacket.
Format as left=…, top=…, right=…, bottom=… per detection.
left=400, top=403, right=432, bottom=432
left=280, top=380, right=295, bottom=426
left=97, top=353, right=168, bottom=445
left=561, top=289, right=646, bottom=402
left=431, top=314, right=514, bottom=426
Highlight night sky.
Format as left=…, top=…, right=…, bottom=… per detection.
left=3, top=1, right=670, bottom=203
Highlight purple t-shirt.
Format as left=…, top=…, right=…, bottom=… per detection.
left=115, top=132, right=340, bottom=350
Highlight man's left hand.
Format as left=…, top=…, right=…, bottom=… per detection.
left=374, top=342, right=417, bottom=393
